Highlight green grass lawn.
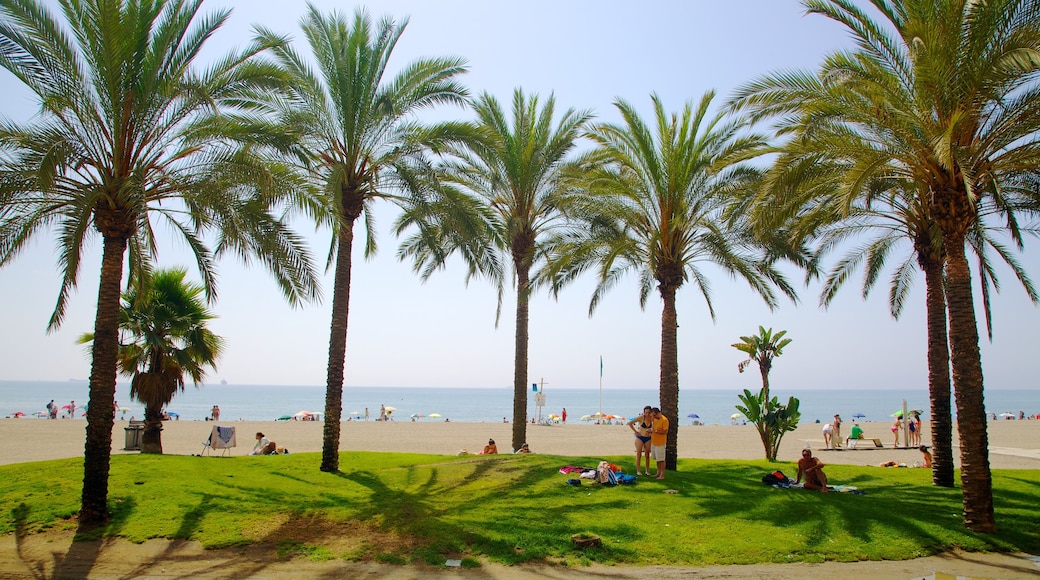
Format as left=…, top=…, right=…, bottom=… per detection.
left=2, top=452, right=1037, bottom=567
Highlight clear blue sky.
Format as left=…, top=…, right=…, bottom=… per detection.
left=1, top=1, right=1037, bottom=392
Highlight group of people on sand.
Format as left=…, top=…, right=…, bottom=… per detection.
left=626, top=405, right=669, bottom=480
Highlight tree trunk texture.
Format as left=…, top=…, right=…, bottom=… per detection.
left=511, top=265, right=530, bottom=452
left=321, top=219, right=355, bottom=472
left=140, top=403, right=164, bottom=454
left=945, top=242, right=995, bottom=532
left=658, top=284, right=679, bottom=471
left=79, top=234, right=128, bottom=526
left=920, top=251, right=955, bottom=487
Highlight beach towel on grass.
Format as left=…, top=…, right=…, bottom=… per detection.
left=559, top=465, right=593, bottom=474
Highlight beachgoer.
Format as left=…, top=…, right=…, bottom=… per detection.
left=846, top=423, right=864, bottom=447
left=211, top=405, right=220, bottom=421
left=365, top=407, right=370, bottom=421
left=909, top=411, right=921, bottom=447
left=650, top=407, right=669, bottom=480
left=517, top=443, right=531, bottom=453
left=891, top=416, right=901, bottom=447
left=832, top=414, right=842, bottom=445
left=68, top=400, right=76, bottom=419
left=796, top=448, right=828, bottom=492
left=379, top=404, right=386, bottom=422
left=821, top=421, right=834, bottom=450
left=46, top=400, right=55, bottom=420
left=482, top=439, right=498, bottom=455
left=251, top=432, right=277, bottom=455
left=562, top=408, right=567, bottom=424
left=627, top=406, right=654, bottom=475
left=919, top=445, right=932, bottom=468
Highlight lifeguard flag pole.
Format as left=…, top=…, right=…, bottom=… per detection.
left=599, top=356, right=603, bottom=417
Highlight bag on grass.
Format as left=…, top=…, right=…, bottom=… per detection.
left=762, top=470, right=788, bottom=486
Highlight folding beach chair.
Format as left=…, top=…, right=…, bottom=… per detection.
left=201, top=425, right=237, bottom=456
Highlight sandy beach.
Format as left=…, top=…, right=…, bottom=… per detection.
left=1, top=417, right=1038, bottom=469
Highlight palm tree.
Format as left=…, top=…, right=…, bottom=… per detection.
left=547, top=92, right=797, bottom=470
left=80, top=269, right=223, bottom=454
left=0, top=0, right=320, bottom=525
left=732, top=326, right=792, bottom=403
left=396, top=88, right=593, bottom=452
left=729, top=0, right=1040, bottom=531
left=256, top=5, right=470, bottom=471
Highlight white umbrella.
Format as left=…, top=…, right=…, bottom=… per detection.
left=730, top=413, right=742, bottom=419
left=428, top=413, right=442, bottom=418
left=998, top=412, right=1015, bottom=418
left=384, top=406, right=398, bottom=412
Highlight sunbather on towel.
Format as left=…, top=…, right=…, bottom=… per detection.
left=796, top=449, right=828, bottom=493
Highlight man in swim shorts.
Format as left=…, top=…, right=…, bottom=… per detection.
left=796, top=448, right=828, bottom=492
left=650, top=407, right=669, bottom=480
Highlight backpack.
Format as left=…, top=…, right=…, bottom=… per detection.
left=762, top=470, right=788, bottom=486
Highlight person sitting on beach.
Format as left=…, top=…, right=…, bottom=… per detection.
left=919, top=445, right=932, bottom=468
left=482, top=439, right=498, bottom=455
left=796, top=448, right=829, bottom=492
left=251, top=432, right=277, bottom=455
left=517, top=443, right=531, bottom=453
left=845, top=423, right=864, bottom=447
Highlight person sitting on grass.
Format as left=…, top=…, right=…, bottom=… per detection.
left=517, top=443, right=531, bottom=453
left=919, top=445, right=932, bottom=468
left=482, top=439, right=498, bottom=454
left=251, top=432, right=277, bottom=455
left=796, top=448, right=829, bottom=493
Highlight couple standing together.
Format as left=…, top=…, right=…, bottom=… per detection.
left=627, top=406, right=669, bottom=479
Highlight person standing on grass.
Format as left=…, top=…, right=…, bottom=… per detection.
left=627, top=406, right=654, bottom=475
left=650, top=407, right=669, bottom=480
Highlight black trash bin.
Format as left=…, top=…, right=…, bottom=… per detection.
left=124, top=425, right=144, bottom=450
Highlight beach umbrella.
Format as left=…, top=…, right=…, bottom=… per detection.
left=118, top=407, right=131, bottom=413
left=61, top=404, right=73, bottom=410
left=730, top=413, right=741, bottom=419
left=349, top=411, right=361, bottom=416
left=428, top=413, right=442, bottom=418
left=410, top=413, right=423, bottom=419
left=892, top=410, right=905, bottom=417
left=852, top=413, right=866, bottom=419
left=12, top=411, right=25, bottom=417
left=167, top=412, right=179, bottom=419
left=276, top=415, right=291, bottom=421
left=384, top=406, right=398, bottom=412
left=998, top=412, right=1015, bottom=418
left=687, top=413, right=699, bottom=418
left=32, top=411, right=47, bottom=418
left=580, top=415, right=593, bottom=421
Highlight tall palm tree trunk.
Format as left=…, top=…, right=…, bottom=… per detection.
left=658, top=284, right=679, bottom=471
left=80, top=233, right=128, bottom=526
left=322, top=221, right=355, bottom=472
left=511, top=266, right=530, bottom=452
left=920, top=253, right=955, bottom=487
left=945, top=241, right=995, bottom=532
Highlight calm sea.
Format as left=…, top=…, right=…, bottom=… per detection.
left=2, top=380, right=1037, bottom=425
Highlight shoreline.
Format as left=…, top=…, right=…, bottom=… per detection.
left=1, top=418, right=1037, bottom=469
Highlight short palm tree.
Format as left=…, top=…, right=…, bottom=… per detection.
left=256, top=5, right=470, bottom=471
left=729, top=0, right=1040, bottom=531
left=396, top=88, right=593, bottom=452
left=547, top=92, right=797, bottom=470
left=0, top=0, right=320, bottom=524
left=80, top=269, right=223, bottom=454
left=732, top=326, right=792, bottom=403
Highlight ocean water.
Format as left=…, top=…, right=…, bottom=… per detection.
left=2, top=380, right=1037, bottom=426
